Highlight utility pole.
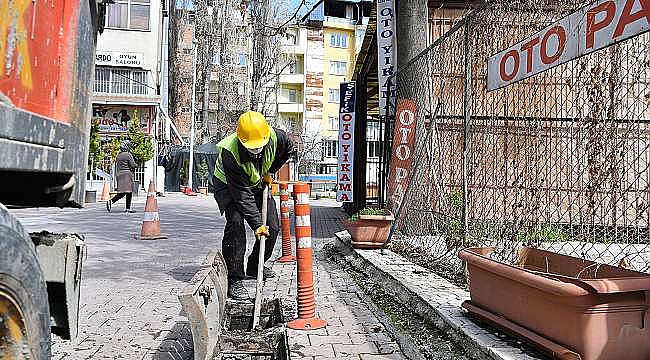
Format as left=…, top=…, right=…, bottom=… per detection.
left=189, top=36, right=198, bottom=190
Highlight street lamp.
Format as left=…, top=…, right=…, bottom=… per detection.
left=189, top=37, right=198, bottom=190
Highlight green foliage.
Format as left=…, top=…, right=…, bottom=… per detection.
left=448, top=190, right=464, bottom=209
left=518, top=225, right=569, bottom=244
left=179, top=159, right=190, bottom=186
left=349, top=207, right=390, bottom=221
left=197, top=160, right=209, bottom=187
left=87, top=121, right=104, bottom=170
left=127, top=110, right=154, bottom=164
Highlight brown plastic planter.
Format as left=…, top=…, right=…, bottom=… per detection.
left=459, top=247, right=650, bottom=360
left=346, top=213, right=394, bottom=249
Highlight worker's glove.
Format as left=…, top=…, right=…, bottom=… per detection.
left=262, top=174, right=273, bottom=186
left=255, top=225, right=270, bottom=240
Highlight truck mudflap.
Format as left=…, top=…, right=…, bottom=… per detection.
left=31, top=232, right=86, bottom=340
left=178, top=250, right=228, bottom=360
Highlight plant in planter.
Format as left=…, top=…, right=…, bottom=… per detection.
left=197, top=160, right=209, bottom=195
left=345, top=207, right=395, bottom=249
left=179, top=159, right=189, bottom=192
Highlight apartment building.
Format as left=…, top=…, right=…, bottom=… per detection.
left=92, top=0, right=166, bottom=189
left=277, top=0, right=371, bottom=180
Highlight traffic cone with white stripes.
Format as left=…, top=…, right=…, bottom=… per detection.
left=135, top=180, right=167, bottom=240
left=277, top=182, right=296, bottom=263
left=288, top=182, right=326, bottom=330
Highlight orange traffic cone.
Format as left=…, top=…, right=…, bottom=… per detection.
left=100, top=180, right=111, bottom=201
left=277, top=182, right=296, bottom=263
left=135, top=180, right=167, bottom=240
left=288, top=182, right=327, bottom=330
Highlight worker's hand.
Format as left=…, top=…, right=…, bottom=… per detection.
left=262, top=174, right=273, bottom=186
left=255, top=225, right=270, bottom=239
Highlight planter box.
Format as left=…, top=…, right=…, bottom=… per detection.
left=459, top=246, right=650, bottom=360
left=346, top=213, right=394, bottom=250
left=198, top=186, right=208, bottom=195
left=84, top=190, right=97, bottom=203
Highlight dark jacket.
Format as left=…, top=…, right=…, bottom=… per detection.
left=214, top=128, right=295, bottom=230
left=115, top=151, right=137, bottom=193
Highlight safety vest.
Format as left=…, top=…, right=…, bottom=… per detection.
left=214, top=128, right=277, bottom=188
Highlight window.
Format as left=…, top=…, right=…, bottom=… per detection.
left=183, top=48, right=192, bottom=55
left=288, top=89, right=297, bottom=103
left=106, top=0, right=150, bottom=30
left=330, top=33, right=348, bottom=48
left=238, top=82, right=246, bottom=95
left=329, top=61, right=347, bottom=76
left=180, top=106, right=191, bottom=113
left=235, top=54, right=247, bottom=66
left=288, top=60, right=297, bottom=74
left=367, top=122, right=380, bottom=141
left=94, top=66, right=150, bottom=95
left=329, top=116, right=339, bottom=130
left=322, top=140, right=338, bottom=158
left=328, top=88, right=340, bottom=103
left=368, top=141, right=380, bottom=158
left=212, top=53, right=220, bottom=65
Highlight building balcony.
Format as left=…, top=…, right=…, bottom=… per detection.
left=279, top=73, right=304, bottom=84
left=278, top=103, right=304, bottom=113
left=281, top=43, right=306, bottom=55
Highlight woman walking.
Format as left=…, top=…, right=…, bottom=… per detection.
left=106, top=141, right=137, bottom=213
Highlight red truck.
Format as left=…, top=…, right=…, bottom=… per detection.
left=0, top=1, right=102, bottom=359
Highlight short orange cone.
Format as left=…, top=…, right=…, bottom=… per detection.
left=135, top=180, right=167, bottom=240
left=288, top=182, right=326, bottom=330
left=277, top=182, right=296, bottom=263
left=100, top=180, right=111, bottom=201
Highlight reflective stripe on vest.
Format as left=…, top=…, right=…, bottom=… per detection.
left=213, top=128, right=277, bottom=187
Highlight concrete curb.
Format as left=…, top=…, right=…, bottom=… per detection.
left=331, top=231, right=546, bottom=360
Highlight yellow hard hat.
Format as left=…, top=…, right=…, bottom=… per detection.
left=237, top=111, right=271, bottom=149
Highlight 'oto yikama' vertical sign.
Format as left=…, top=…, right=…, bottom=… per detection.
left=387, top=99, right=418, bottom=214
left=337, top=82, right=356, bottom=203
left=488, top=0, right=650, bottom=90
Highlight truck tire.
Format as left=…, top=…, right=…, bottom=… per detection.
left=0, top=205, right=51, bottom=360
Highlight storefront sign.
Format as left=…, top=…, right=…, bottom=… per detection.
left=95, top=51, right=144, bottom=68
left=92, top=105, right=152, bottom=135
left=387, top=99, right=418, bottom=214
left=488, top=0, right=650, bottom=90
left=376, top=0, right=397, bottom=116
left=337, top=82, right=356, bottom=203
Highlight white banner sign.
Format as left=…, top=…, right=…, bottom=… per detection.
left=337, top=82, right=356, bottom=203
left=96, top=51, right=144, bottom=68
left=376, top=0, right=397, bottom=116
left=488, top=0, right=650, bottom=91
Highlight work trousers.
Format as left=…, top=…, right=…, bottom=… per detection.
left=222, top=194, right=279, bottom=285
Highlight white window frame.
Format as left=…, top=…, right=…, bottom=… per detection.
left=288, top=89, right=297, bottom=103
left=323, top=140, right=338, bottom=158
left=105, top=0, right=151, bottom=31
left=328, top=88, right=340, bottom=103
left=329, top=61, right=347, bottom=76
left=330, top=33, right=348, bottom=48
left=329, top=116, right=339, bottom=130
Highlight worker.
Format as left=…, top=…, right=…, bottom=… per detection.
left=213, top=111, right=296, bottom=300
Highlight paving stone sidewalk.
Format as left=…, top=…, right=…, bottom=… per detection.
left=263, top=200, right=407, bottom=360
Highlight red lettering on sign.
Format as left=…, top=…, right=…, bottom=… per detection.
left=520, top=37, right=540, bottom=73
left=614, top=0, right=650, bottom=38
left=339, top=194, right=350, bottom=202
left=339, top=183, right=351, bottom=191
left=340, top=163, right=350, bottom=172
left=340, top=173, right=351, bottom=182
left=541, top=26, right=566, bottom=64
left=387, top=99, right=418, bottom=214
left=586, top=1, right=616, bottom=49
left=499, top=50, right=520, bottom=82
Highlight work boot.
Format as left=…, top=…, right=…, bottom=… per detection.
left=124, top=209, right=136, bottom=213
left=227, top=280, right=250, bottom=301
left=246, top=266, right=276, bottom=280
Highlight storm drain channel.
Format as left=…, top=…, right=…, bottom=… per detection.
left=179, top=250, right=290, bottom=360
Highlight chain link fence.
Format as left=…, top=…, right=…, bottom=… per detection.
left=387, top=0, right=650, bottom=284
